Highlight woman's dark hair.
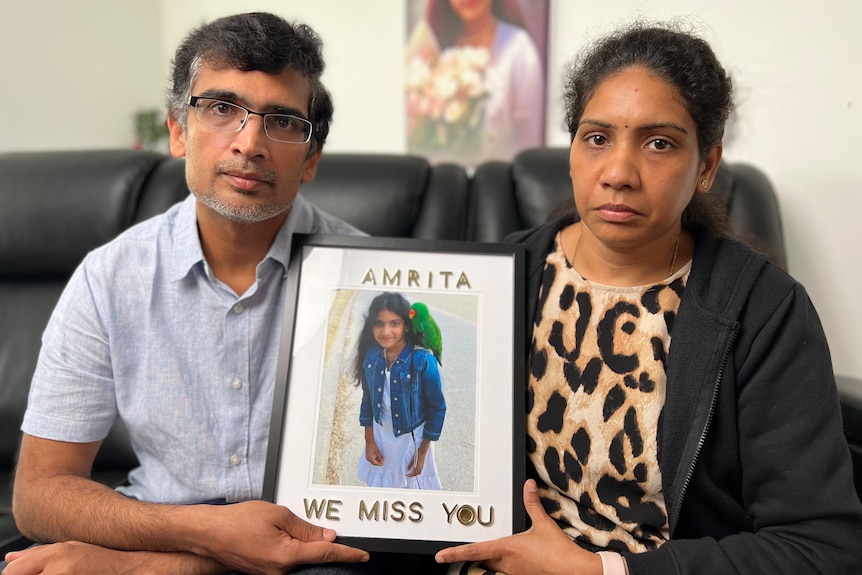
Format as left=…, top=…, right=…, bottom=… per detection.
left=562, top=21, right=733, bottom=235
left=352, top=292, right=414, bottom=385
left=168, top=12, right=333, bottom=155
left=426, top=0, right=528, bottom=48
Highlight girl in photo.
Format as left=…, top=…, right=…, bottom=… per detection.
left=354, top=292, right=446, bottom=489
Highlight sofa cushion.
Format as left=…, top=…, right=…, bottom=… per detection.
left=0, top=150, right=166, bottom=278
left=300, top=153, right=470, bottom=240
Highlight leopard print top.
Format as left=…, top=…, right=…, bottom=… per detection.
left=527, top=234, right=690, bottom=553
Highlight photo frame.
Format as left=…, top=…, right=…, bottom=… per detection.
left=263, top=235, right=526, bottom=554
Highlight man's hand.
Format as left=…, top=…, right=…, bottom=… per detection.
left=434, top=480, right=603, bottom=575
left=192, top=499, right=369, bottom=575
left=3, top=503, right=369, bottom=575
left=3, top=541, right=224, bottom=575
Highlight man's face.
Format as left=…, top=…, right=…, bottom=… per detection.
left=167, top=62, right=320, bottom=224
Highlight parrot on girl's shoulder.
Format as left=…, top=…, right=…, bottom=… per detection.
left=409, top=302, right=442, bottom=365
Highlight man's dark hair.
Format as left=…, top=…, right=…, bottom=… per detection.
left=168, top=12, right=333, bottom=154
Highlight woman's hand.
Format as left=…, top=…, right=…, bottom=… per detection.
left=406, top=439, right=431, bottom=477
left=434, top=479, right=604, bottom=575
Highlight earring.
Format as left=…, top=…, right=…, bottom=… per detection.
left=700, top=179, right=709, bottom=190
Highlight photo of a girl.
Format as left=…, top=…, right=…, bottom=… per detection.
left=353, top=292, right=446, bottom=490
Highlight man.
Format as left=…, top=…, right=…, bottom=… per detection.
left=5, top=12, right=376, bottom=575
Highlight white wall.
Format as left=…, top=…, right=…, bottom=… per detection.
left=0, top=0, right=163, bottom=151
left=2, top=1, right=861, bottom=380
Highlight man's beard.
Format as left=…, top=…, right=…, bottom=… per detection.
left=193, top=160, right=290, bottom=223
left=193, top=190, right=291, bottom=223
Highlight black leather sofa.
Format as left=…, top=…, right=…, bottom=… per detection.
left=1, top=148, right=859, bottom=555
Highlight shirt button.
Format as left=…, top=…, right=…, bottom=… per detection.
left=231, top=378, right=243, bottom=390
left=377, top=387, right=382, bottom=392
left=229, top=455, right=241, bottom=466
left=233, top=303, right=244, bottom=314
left=393, top=397, right=398, bottom=401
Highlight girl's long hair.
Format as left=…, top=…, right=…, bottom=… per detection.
left=352, top=292, right=414, bottom=386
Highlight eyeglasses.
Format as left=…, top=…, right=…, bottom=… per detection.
left=187, top=96, right=313, bottom=144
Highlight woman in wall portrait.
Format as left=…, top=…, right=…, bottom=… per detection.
left=406, top=0, right=544, bottom=165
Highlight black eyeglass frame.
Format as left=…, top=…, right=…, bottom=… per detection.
left=187, top=96, right=314, bottom=144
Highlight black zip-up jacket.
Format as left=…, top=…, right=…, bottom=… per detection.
left=510, top=216, right=862, bottom=574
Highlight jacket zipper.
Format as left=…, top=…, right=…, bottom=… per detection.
left=669, top=326, right=738, bottom=537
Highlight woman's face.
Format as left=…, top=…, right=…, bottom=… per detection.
left=569, top=67, right=720, bottom=251
left=372, top=309, right=407, bottom=352
left=448, top=0, right=494, bottom=24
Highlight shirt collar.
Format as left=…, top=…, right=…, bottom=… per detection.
left=167, top=194, right=317, bottom=282
left=168, top=196, right=205, bottom=282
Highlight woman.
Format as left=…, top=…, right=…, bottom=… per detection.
left=435, top=22, right=862, bottom=575
left=406, top=0, right=543, bottom=163
left=355, top=292, right=446, bottom=490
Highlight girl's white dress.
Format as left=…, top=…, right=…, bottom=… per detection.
left=358, top=366, right=441, bottom=490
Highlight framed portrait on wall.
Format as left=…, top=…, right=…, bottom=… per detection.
left=263, top=235, right=526, bottom=554
left=405, top=0, right=549, bottom=166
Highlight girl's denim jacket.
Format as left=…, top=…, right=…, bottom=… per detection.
left=358, top=343, right=446, bottom=441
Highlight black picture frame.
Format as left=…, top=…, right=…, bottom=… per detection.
left=263, top=234, right=526, bottom=554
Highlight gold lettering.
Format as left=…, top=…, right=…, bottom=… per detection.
left=359, top=500, right=380, bottom=521
left=477, top=505, right=494, bottom=526
left=390, top=500, right=405, bottom=522
left=383, top=269, right=401, bottom=285
left=456, top=505, right=476, bottom=525
left=442, top=502, right=458, bottom=524
left=440, top=271, right=453, bottom=288
left=409, top=501, right=424, bottom=523
left=304, top=498, right=327, bottom=519
left=360, top=269, right=473, bottom=289
left=325, top=499, right=342, bottom=521
left=361, top=269, right=376, bottom=285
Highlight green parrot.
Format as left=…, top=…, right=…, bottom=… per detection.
left=409, top=302, right=442, bottom=365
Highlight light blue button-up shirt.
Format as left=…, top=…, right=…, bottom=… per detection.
left=23, top=194, right=360, bottom=504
